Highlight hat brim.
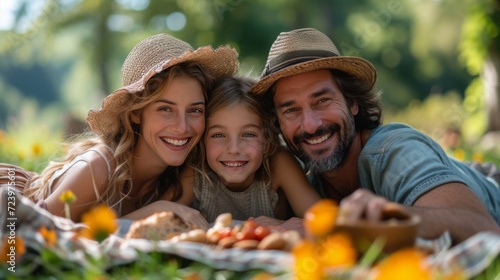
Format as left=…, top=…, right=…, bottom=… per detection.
left=250, top=56, right=376, bottom=95
left=86, top=45, right=239, bottom=136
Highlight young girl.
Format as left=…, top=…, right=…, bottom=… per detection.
left=177, top=77, right=320, bottom=223
left=0, top=33, right=238, bottom=224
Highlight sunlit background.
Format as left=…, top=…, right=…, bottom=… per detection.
left=0, top=0, right=499, bottom=171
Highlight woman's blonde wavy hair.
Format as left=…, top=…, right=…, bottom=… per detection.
left=192, top=76, right=281, bottom=189
left=25, top=62, right=214, bottom=212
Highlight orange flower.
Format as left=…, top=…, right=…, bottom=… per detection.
left=32, top=142, right=42, bottom=156
left=0, top=236, right=26, bottom=262
left=453, top=148, right=465, bottom=161
left=292, top=240, right=323, bottom=280
left=374, top=248, right=431, bottom=280
left=39, top=226, right=57, bottom=246
left=79, top=205, right=118, bottom=242
left=304, top=199, right=338, bottom=237
left=59, top=190, right=76, bottom=204
left=59, top=190, right=77, bottom=219
left=319, top=232, right=357, bottom=268
left=472, top=152, right=483, bottom=163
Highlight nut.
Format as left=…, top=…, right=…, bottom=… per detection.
left=257, top=233, right=286, bottom=250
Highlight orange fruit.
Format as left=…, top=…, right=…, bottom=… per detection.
left=292, top=240, right=323, bottom=280
left=319, top=233, right=357, bottom=267
left=374, top=248, right=431, bottom=280
left=304, top=199, right=338, bottom=237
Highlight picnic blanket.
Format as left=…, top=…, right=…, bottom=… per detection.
left=0, top=186, right=293, bottom=277
left=0, top=186, right=499, bottom=278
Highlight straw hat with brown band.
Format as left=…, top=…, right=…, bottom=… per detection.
left=86, top=33, right=239, bottom=136
left=250, top=28, right=376, bottom=95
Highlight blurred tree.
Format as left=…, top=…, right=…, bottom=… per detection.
left=44, top=0, right=474, bottom=107
left=50, top=0, right=117, bottom=95
left=214, top=0, right=473, bottom=110
left=459, top=0, right=500, bottom=134
left=0, top=0, right=490, bottom=134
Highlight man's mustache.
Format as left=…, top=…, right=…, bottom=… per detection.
left=292, top=124, right=341, bottom=145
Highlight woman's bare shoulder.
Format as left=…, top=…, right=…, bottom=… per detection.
left=79, top=144, right=115, bottom=171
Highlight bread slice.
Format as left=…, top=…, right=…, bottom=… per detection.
left=125, top=211, right=194, bottom=240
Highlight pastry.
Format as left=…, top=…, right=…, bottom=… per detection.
left=125, top=211, right=194, bottom=240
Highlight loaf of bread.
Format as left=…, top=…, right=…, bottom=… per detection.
left=125, top=211, right=194, bottom=240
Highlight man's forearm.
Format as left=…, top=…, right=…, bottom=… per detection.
left=407, top=206, right=500, bottom=244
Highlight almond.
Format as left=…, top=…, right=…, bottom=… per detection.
left=206, top=228, right=221, bottom=244
left=281, top=230, right=302, bottom=251
left=218, top=236, right=239, bottom=248
left=257, top=233, right=286, bottom=250
left=232, top=239, right=259, bottom=250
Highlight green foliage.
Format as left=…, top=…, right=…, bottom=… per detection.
left=0, top=0, right=482, bottom=117
left=384, top=92, right=466, bottom=140
left=1, top=248, right=283, bottom=280
left=384, top=91, right=500, bottom=166
left=471, top=255, right=500, bottom=280
left=0, top=108, right=63, bottom=173
left=457, top=0, right=500, bottom=134
left=459, top=0, right=499, bottom=76
left=461, top=78, right=488, bottom=144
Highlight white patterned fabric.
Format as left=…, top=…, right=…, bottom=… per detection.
left=191, top=171, right=278, bottom=223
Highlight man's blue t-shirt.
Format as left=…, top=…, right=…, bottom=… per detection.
left=309, top=123, right=500, bottom=225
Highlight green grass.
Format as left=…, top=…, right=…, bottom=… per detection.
left=0, top=250, right=287, bottom=280
left=471, top=256, right=500, bottom=280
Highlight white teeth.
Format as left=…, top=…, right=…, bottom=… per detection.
left=162, top=138, right=188, bottom=146
left=223, top=162, right=245, bottom=167
left=305, top=133, right=331, bottom=145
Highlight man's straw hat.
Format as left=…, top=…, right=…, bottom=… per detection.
left=86, top=33, right=239, bottom=136
left=251, top=28, right=376, bottom=95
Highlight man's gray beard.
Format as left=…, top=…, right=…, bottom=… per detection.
left=299, top=116, right=356, bottom=173
left=304, top=144, right=347, bottom=173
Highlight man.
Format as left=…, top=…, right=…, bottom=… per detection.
left=251, top=28, right=500, bottom=243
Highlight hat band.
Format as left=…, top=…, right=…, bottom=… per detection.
left=264, top=49, right=338, bottom=76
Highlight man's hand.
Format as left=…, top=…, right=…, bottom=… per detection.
left=338, top=189, right=407, bottom=223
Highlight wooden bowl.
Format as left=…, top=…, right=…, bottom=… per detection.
left=334, top=206, right=421, bottom=253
